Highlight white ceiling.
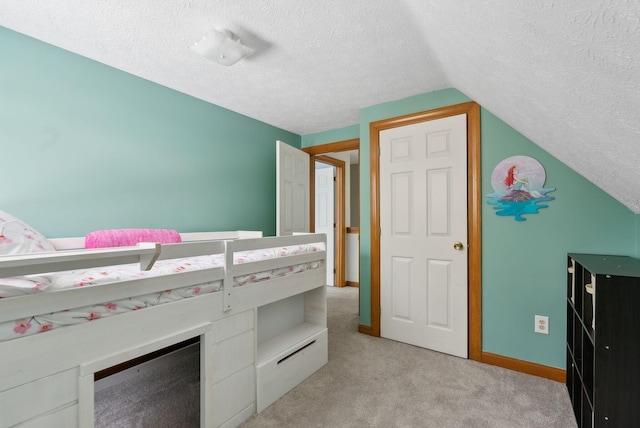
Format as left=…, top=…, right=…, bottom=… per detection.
left=1, top=1, right=639, bottom=212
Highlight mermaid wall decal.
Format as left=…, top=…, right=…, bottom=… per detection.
left=487, top=155, right=555, bottom=221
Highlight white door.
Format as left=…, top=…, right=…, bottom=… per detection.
left=380, top=114, right=468, bottom=358
left=276, top=140, right=309, bottom=236
left=315, top=164, right=335, bottom=285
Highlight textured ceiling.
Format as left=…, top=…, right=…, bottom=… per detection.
left=1, top=1, right=639, bottom=212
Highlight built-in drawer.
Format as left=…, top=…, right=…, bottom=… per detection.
left=212, top=329, right=254, bottom=383
left=212, top=365, right=255, bottom=428
left=255, top=328, right=328, bottom=412
left=0, top=368, right=78, bottom=428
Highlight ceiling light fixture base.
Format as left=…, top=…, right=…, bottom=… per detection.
left=190, top=28, right=254, bottom=66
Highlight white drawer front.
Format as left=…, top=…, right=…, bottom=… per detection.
left=212, top=329, right=255, bottom=384
left=210, top=309, right=254, bottom=345
left=212, top=365, right=255, bottom=428
left=11, top=404, right=77, bottom=428
left=1, top=369, right=78, bottom=428
left=256, top=328, right=328, bottom=412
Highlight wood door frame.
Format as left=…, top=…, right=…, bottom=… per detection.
left=367, top=102, right=482, bottom=361
left=304, top=139, right=359, bottom=288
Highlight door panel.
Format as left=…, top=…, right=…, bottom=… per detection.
left=391, top=256, right=412, bottom=319
left=391, top=173, right=412, bottom=234
left=427, top=259, right=451, bottom=328
left=315, top=165, right=334, bottom=285
left=380, top=114, right=468, bottom=358
left=276, top=140, right=309, bottom=236
left=427, top=169, right=451, bottom=235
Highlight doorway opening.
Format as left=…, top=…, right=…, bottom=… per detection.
left=314, top=159, right=338, bottom=286
left=303, top=139, right=359, bottom=289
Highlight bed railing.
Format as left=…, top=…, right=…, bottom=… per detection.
left=0, top=242, right=161, bottom=278
left=0, top=232, right=325, bottom=326
left=156, top=240, right=225, bottom=260
left=222, top=233, right=327, bottom=312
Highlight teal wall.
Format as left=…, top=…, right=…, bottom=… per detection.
left=0, top=27, right=300, bottom=238
left=636, top=215, right=640, bottom=257
left=308, top=88, right=635, bottom=369
left=480, top=107, right=633, bottom=367
left=301, top=124, right=359, bottom=147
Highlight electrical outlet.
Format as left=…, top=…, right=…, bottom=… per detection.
left=535, top=315, right=549, bottom=334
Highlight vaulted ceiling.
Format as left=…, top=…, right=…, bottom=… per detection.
left=1, top=1, right=639, bottom=211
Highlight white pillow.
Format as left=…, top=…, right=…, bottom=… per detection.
left=0, top=210, right=56, bottom=255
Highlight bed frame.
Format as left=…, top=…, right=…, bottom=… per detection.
left=0, top=231, right=328, bottom=428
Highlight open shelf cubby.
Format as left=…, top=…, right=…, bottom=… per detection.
left=255, top=285, right=327, bottom=413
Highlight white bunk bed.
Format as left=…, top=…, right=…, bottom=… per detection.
left=0, top=231, right=327, bottom=428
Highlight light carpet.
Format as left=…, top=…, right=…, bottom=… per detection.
left=240, top=286, right=577, bottom=428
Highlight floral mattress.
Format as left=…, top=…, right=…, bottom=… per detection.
left=0, top=243, right=324, bottom=342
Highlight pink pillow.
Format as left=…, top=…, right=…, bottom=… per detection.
left=85, top=229, right=182, bottom=249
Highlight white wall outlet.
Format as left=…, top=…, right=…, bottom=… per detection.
left=535, top=315, right=549, bottom=334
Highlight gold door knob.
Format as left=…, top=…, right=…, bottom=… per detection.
left=453, top=241, right=464, bottom=251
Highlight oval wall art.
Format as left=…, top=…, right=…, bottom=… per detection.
left=486, top=155, right=555, bottom=221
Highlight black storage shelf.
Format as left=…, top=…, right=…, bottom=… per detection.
left=566, top=253, right=640, bottom=428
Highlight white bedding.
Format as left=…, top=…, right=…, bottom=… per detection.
left=0, top=243, right=324, bottom=342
